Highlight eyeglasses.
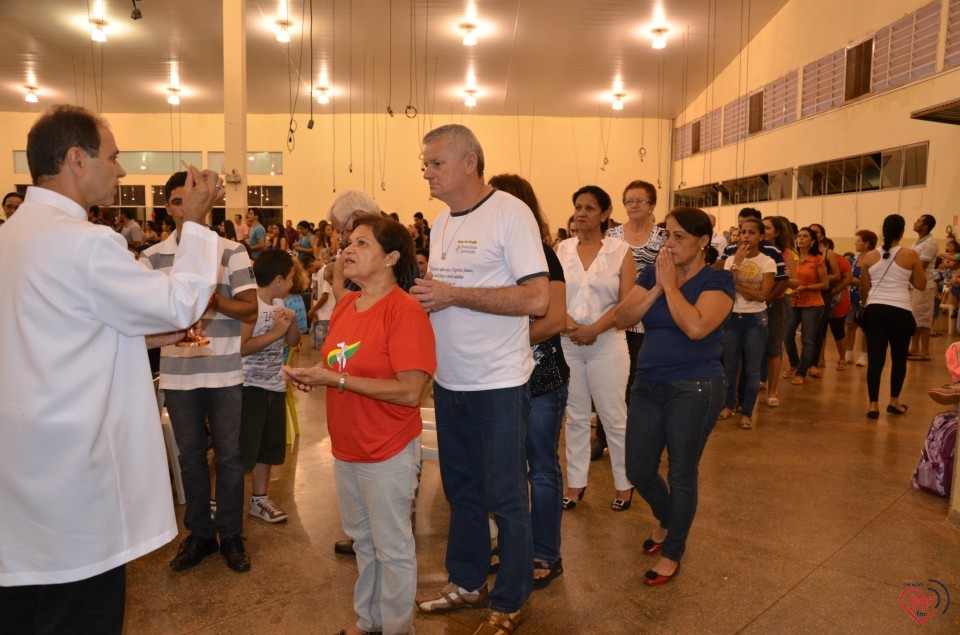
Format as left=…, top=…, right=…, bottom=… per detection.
left=624, top=199, right=653, bottom=207
left=342, top=210, right=365, bottom=233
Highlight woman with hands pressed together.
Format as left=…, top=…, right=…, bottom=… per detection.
left=782, top=228, right=829, bottom=385
left=616, top=207, right=734, bottom=585
left=556, top=185, right=636, bottom=512
left=719, top=218, right=775, bottom=429
left=283, top=216, right=436, bottom=635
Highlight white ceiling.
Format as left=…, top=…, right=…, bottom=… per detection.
left=0, top=0, right=789, bottom=118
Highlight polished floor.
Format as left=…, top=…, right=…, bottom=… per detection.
left=127, top=333, right=960, bottom=634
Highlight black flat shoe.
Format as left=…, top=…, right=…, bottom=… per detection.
left=561, top=486, right=587, bottom=510
left=642, top=537, right=664, bottom=555
left=532, top=558, right=563, bottom=590
left=220, top=535, right=251, bottom=573
left=644, top=562, right=681, bottom=586
left=334, top=539, right=356, bottom=556
left=866, top=410, right=880, bottom=419
left=886, top=404, right=908, bottom=415
left=611, top=487, right=634, bottom=512
left=169, top=534, right=218, bottom=571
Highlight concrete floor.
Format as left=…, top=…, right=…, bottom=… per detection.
left=126, top=335, right=960, bottom=634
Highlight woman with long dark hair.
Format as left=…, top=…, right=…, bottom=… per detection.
left=858, top=214, right=926, bottom=418
left=718, top=217, right=775, bottom=429
left=222, top=219, right=238, bottom=241
left=489, top=173, right=569, bottom=588
left=782, top=227, right=828, bottom=385
left=616, top=207, right=734, bottom=585
left=761, top=216, right=797, bottom=406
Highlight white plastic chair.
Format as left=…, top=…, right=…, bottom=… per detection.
left=417, top=406, right=497, bottom=542
left=154, top=378, right=186, bottom=504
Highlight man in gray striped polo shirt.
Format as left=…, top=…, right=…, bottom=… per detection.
left=141, top=171, right=259, bottom=574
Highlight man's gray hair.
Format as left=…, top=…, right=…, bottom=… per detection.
left=327, top=189, right=380, bottom=225
left=423, top=124, right=485, bottom=179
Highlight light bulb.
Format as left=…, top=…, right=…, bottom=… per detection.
left=315, top=88, right=330, bottom=104
left=464, top=91, right=477, bottom=107
left=90, top=21, right=107, bottom=42
left=276, top=20, right=291, bottom=43
left=25, top=88, right=38, bottom=104
left=167, top=89, right=180, bottom=105
left=652, top=28, right=667, bottom=49
left=612, top=93, right=625, bottom=111
left=461, top=23, right=477, bottom=46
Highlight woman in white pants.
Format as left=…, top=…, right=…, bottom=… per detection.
left=558, top=185, right=635, bottom=511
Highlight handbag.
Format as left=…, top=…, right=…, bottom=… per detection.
left=854, top=303, right=867, bottom=326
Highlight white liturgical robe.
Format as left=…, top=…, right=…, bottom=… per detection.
left=0, top=186, right=218, bottom=585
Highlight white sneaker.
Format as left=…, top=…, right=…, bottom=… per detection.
left=856, top=354, right=867, bottom=367
left=844, top=350, right=854, bottom=363
left=249, top=496, right=287, bottom=523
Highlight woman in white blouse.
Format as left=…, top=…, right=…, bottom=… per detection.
left=557, top=185, right=635, bottom=511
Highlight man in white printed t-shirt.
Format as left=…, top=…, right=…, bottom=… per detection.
left=411, top=124, right=549, bottom=635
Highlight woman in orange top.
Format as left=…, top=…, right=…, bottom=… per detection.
left=284, top=217, right=436, bottom=635
left=782, top=227, right=828, bottom=385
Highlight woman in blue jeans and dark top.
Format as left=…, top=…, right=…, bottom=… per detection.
left=719, top=218, right=775, bottom=429
left=783, top=228, right=828, bottom=385
left=615, top=207, right=734, bottom=586
left=488, top=173, right=569, bottom=589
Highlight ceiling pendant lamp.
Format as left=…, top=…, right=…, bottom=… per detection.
left=651, top=28, right=668, bottom=49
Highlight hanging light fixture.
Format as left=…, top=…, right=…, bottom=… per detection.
left=314, top=87, right=330, bottom=104
left=24, top=87, right=39, bottom=103
left=464, top=89, right=478, bottom=107
left=275, top=19, right=292, bottom=43
left=460, top=22, right=478, bottom=46
left=612, top=93, right=625, bottom=111
left=90, top=19, right=108, bottom=42
left=167, top=88, right=181, bottom=106
left=651, top=28, right=668, bottom=49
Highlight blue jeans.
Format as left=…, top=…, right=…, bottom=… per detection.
left=434, top=383, right=533, bottom=614
left=164, top=386, right=244, bottom=539
left=723, top=312, right=768, bottom=419
left=783, top=305, right=824, bottom=378
left=335, top=438, right=420, bottom=635
left=526, top=385, right=567, bottom=564
left=625, top=377, right=722, bottom=562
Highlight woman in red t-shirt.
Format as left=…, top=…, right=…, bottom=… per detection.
left=284, top=216, right=436, bottom=635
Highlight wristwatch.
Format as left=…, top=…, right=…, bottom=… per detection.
left=338, top=373, right=349, bottom=393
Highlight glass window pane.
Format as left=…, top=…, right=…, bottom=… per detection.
left=902, top=144, right=928, bottom=187
left=208, top=152, right=282, bottom=175
left=861, top=154, right=881, bottom=191
left=842, top=158, right=861, bottom=193
left=825, top=161, right=844, bottom=195
left=117, top=151, right=202, bottom=176
left=208, top=152, right=225, bottom=173
left=797, top=166, right=813, bottom=198
left=880, top=149, right=903, bottom=188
